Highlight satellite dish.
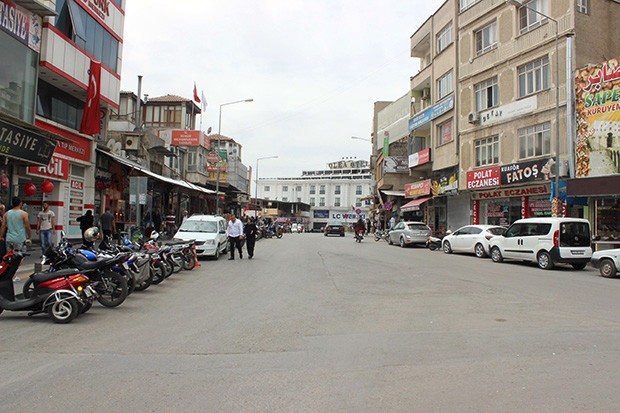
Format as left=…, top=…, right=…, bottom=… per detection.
left=112, top=141, right=122, bottom=155
left=107, top=139, right=116, bottom=150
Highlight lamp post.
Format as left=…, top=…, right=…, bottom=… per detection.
left=215, top=98, right=253, bottom=215
left=351, top=136, right=371, bottom=142
left=254, top=155, right=278, bottom=208
left=506, top=0, right=561, bottom=216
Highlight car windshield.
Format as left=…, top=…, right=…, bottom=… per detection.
left=178, top=221, right=217, bottom=233
left=327, top=221, right=342, bottom=226
left=407, top=223, right=429, bottom=231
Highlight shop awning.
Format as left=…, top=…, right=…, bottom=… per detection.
left=96, top=148, right=215, bottom=194
left=381, top=190, right=405, bottom=197
left=400, top=196, right=431, bottom=212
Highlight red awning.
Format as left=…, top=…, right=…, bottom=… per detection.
left=400, top=197, right=431, bottom=212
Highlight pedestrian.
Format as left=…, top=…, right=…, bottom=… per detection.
left=226, top=213, right=244, bottom=260
left=36, top=201, right=55, bottom=255
left=152, top=208, right=162, bottom=232
left=100, top=207, right=116, bottom=241
left=0, top=196, right=32, bottom=252
left=244, top=216, right=257, bottom=259
left=76, top=210, right=94, bottom=244
left=165, top=210, right=176, bottom=236
left=182, top=210, right=189, bottom=223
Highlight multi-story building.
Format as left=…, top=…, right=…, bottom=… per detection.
left=256, top=159, right=373, bottom=231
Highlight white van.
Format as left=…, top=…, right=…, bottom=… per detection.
left=489, top=217, right=592, bottom=270
left=173, top=215, right=228, bottom=259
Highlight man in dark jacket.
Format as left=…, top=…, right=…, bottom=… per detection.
left=244, top=217, right=257, bottom=259
left=76, top=210, right=94, bottom=243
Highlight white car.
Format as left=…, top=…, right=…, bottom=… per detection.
left=591, top=249, right=620, bottom=278
left=173, top=215, right=228, bottom=259
left=442, top=225, right=507, bottom=258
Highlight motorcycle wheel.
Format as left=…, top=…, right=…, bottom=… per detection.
left=183, top=252, right=195, bottom=270
left=171, top=254, right=184, bottom=273
left=428, top=243, right=437, bottom=251
left=95, top=271, right=128, bottom=307
left=122, top=270, right=136, bottom=295
left=150, top=261, right=166, bottom=285
left=161, top=260, right=173, bottom=278
left=48, top=296, right=79, bottom=324
left=276, top=233, right=282, bottom=239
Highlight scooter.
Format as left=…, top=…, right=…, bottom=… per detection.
left=426, top=236, right=443, bottom=251
left=0, top=250, right=94, bottom=323
left=355, top=230, right=364, bottom=243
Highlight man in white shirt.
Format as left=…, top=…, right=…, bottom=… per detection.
left=226, top=214, right=244, bottom=260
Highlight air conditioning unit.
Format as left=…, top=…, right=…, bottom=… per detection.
left=421, top=88, right=431, bottom=100
left=468, top=112, right=480, bottom=124
left=123, top=135, right=140, bottom=150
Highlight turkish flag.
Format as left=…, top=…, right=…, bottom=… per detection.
left=193, top=82, right=201, bottom=103
left=79, top=60, right=101, bottom=134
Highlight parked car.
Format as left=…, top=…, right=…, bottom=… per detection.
left=173, top=215, right=228, bottom=259
left=442, top=225, right=507, bottom=258
left=388, top=221, right=432, bottom=247
left=291, top=223, right=300, bottom=233
left=324, top=220, right=345, bottom=237
left=591, top=249, right=620, bottom=278
left=489, top=217, right=592, bottom=270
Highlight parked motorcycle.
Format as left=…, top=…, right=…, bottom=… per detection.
left=426, top=236, right=443, bottom=251
left=0, top=250, right=94, bottom=323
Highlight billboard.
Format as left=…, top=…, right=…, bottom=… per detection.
left=575, top=57, right=620, bottom=177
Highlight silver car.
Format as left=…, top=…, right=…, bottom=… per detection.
left=388, top=221, right=432, bottom=248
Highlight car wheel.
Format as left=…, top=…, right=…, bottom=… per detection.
left=474, top=243, right=486, bottom=258
left=399, top=237, right=406, bottom=248
left=537, top=251, right=554, bottom=270
left=599, top=258, right=617, bottom=278
left=443, top=241, right=452, bottom=254
left=214, top=244, right=220, bottom=260
left=490, top=246, right=503, bottom=263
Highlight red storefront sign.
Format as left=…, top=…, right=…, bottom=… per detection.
left=466, top=166, right=500, bottom=189
left=171, top=130, right=206, bottom=146
left=404, top=179, right=432, bottom=198
left=35, top=120, right=91, bottom=162
left=27, top=156, right=69, bottom=180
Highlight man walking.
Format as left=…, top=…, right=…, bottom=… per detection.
left=100, top=207, right=116, bottom=248
left=244, top=216, right=257, bottom=259
left=36, top=202, right=55, bottom=255
left=0, top=197, right=32, bottom=252
left=226, top=213, right=244, bottom=260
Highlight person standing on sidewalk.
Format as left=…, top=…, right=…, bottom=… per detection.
left=76, top=210, right=94, bottom=244
left=36, top=202, right=55, bottom=255
left=165, top=210, right=177, bottom=237
left=244, top=216, right=257, bottom=259
left=0, top=197, right=32, bottom=252
left=99, top=207, right=116, bottom=248
left=226, top=213, right=244, bottom=260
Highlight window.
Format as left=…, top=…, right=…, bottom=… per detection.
left=518, top=56, right=549, bottom=97
left=334, top=197, right=341, bottom=207
left=475, top=21, right=497, bottom=56
left=475, top=77, right=498, bottom=112
left=0, top=31, right=38, bottom=122
left=335, top=185, right=341, bottom=195
left=438, top=119, right=453, bottom=145
left=319, top=197, right=325, bottom=207
left=282, top=186, right=288, bottom=192
left=282, top=197, right=288, bottom=202
left=460, top=0, right=481, bottom=10
left=319, top=185, right=326, bottom=194
left=296, top=186, right=302, bottom=192
left=310, top=197, right=315, bottom=206
left=437, top=71, right=454, bottom=100
left=264, top=186, right=270, bottom=192
left=518, top=0, right=548, bottom=34
left=474, top=136, right=499, bottom=167
left=356, top=185, right=362, bottom=195
left=519, top=122, right=551, bottom=159
left=310, top=185, right=316, bottom=195
left=577, top=0, right=589, bottom=14
left=437, top=23, right=453, bottom=54
left=355, top=198, right=362, bottom=207
left=37, top=80, right=83, bottom=130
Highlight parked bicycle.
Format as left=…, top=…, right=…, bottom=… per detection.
left=374, top=229, right=390, bottom=243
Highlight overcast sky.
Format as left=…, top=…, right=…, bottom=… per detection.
left=120, top=0, right=446, bottom=179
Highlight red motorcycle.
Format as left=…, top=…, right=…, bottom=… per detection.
left=0, top=250, right=95, bottom=324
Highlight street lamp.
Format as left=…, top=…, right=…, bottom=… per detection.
left=506, top=0, right=561, bottom=216
left=351, top=136, right=371, bottom=142
left=255, top=155, right=278, bottom=205
left=215, top=98, right=253, bottom=215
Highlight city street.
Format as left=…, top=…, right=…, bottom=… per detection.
left=2, top=233, right=620, bottom=412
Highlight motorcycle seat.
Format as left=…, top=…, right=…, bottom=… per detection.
left=31, top=268, right=82, bottom=283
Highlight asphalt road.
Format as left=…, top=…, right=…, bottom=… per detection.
left=1, top=233, right=620, bottom=412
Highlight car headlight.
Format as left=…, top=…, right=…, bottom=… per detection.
left=204, top=239, right=215, bottom=245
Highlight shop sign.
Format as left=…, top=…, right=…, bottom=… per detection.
left=471, top=184, right=550, bottom=199
left=35, top=120, right=91, bottom=162
left=171, top=130, right=206, bottom=147
left=383, top=156, right=408, bottom=173
left=466, top=166, right=500, bottom=189
left=479, top=96, right=537, bottom=126
left=27, top=155, right=69, bottom=180
left=431, top=172, right=458, bottom=196
left=78, top=0, right=111, bottom=25
left=0, top=0, right=42, bottom=53
left=575, top=56, right=620, bottom=178
left=313, top=210, right=329, bottom=219
left=408, top=148, right=430, bottom=168
left=331, top=212, right=366, bottom=221
left=404, top=179, right=431, bottom=198
left=0, top=118, right=56, bottom=165
left=500, top=158, right=556, bottom=185
left=408, top=94, right=454, bottom=131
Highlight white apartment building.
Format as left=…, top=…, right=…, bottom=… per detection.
left=256, top=159, right=373, bottom=231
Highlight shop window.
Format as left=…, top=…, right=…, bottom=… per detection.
left=475, top=20, right=497, bottom=56
left=518, top=56, right=549, bottom=97
left=474, top=136, right=499, bottom=167
left=519, top=122, right=551, bottom=158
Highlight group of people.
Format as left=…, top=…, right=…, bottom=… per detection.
left=0, top=197, right=57, bottom=256
left=226, top=214, right=258, bottom=260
